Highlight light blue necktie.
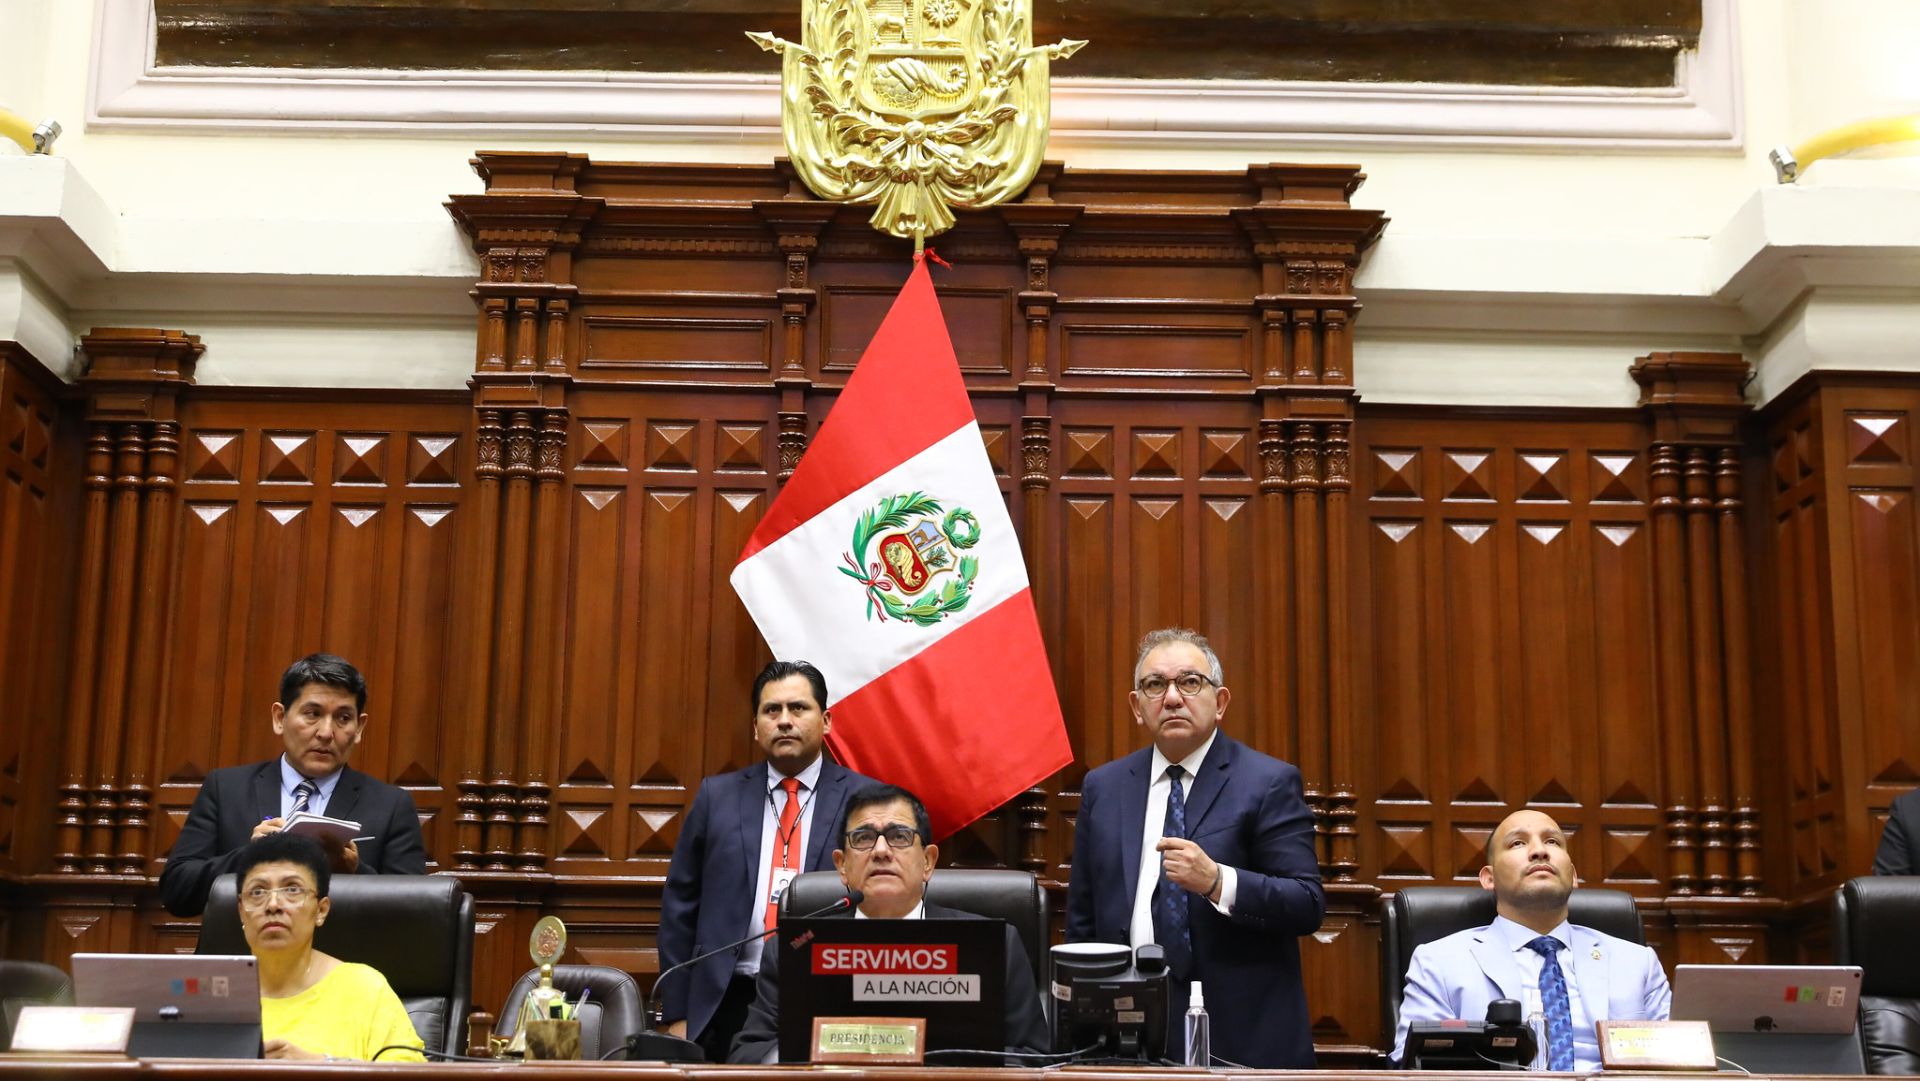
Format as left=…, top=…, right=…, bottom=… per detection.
left=1526, top=935, right=1575, bottom=1071
left=290, top=779, right=317, bottom=816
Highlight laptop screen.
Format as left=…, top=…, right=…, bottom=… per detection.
left=71, top=954, right=261, bottom=1024
left=774, top=916, right=1007, bottom=1063
left=1672, top=964, right=1863, bottom=1035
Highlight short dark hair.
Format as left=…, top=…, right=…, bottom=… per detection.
left=235, top=832, right=332, bottom=898
left=751, top=660, right=828, bottom=715
left=842, top=783, right=932, bottom=846
left=279, top=653, right=367, bottom=713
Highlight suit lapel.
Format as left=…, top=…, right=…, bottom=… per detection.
left=1181, top=735, right=1231, bottom=832
left=1470, top=929, right=1526, bottom=1002
left=733, top=764, right=767, bottom=897
left=252, top=759, right=282, bottom=821
left=805, top=762, right=844, bottom=871
left=326, top=767, right=365, bottom=821
left=1118, top=749, right=1150, bottom=902
left=1569, top=926, right=1611, bottom=1020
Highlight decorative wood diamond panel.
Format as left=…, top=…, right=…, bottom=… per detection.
left=629, top=801, right=682, bottom=858
left=186, top=431, right=241, bottom=482
left=715, top=423, right=765, bottom=471
left=1442, top=449, right=1494, bottom=501
left=260, top=432, right=315, bottom=483
left=1516, top=452, right=1568, bottom=502
left=577, top=420, right=630, bottom=469
left=1199, top=430, right=1248, bottom=478
left=1847, top=412, right=1908, bottom=464
left=1061, top=428, right=1112, bottom=478
left=407, top=435, right=459, bottom=484
left=1451, top=824, right=1497, bottom=878
left=644, top=421, right=696, bottom=470
left=559, top=805, right=609, bottom=857
left=1372, top=449, right=1420, bottom=499
left=334, top=433, right=387, bottom=485
left=980, top=425, right=1010, bottom=477
left=1378, top=824, right=1432, bottom=878
left=1132, top=430, right=1180, bottom=478
left=1589, top=452, right=1644, bottom=502
left=1600, top=827, right=1659, bottom=883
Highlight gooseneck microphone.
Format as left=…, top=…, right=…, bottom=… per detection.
left=628, top=890, right=864, bottom=1062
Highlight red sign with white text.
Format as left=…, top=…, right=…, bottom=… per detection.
left=812, top=944, right=958, bottom=975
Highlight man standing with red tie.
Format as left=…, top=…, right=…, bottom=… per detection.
left=657, top=661, right=878, bottom=1062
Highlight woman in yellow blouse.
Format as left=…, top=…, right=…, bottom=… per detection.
left=235, top=833, right=426, bottom=1061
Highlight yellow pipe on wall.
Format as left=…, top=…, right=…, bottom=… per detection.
left=0, top=110, right=40, bottom=153
left=1773, top=113, right=1920, bottom=182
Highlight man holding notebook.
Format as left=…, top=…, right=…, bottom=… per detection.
left=158, top=653, right=427, bottom=917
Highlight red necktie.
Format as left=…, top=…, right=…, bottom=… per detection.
left=765, top=777, right=803, bottom=931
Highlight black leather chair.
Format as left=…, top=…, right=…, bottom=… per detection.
left=495, top=964, right=646, bottom=1061
left=0, top=960, right=73, bottom=1050
left=1834, top=876, right=1920, bottom=1074
left=197, top=873, right=474, bottom=1058
left=1380, top=885, right=1646, bottom=1045
left=781, top=868, right=1050, bottom=990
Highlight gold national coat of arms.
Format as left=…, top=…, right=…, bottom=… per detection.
left=749, top=0, right=1084, bottom=245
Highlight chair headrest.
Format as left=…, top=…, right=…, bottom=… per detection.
left=201, top=874, right=468, bottom=998
left=1394, top=885, right=1646, bottom=956
left=1841, top=877, right=1920, bottom=996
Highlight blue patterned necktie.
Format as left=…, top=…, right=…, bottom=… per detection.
left=1526, top=935, right=1575, bottom=1070
left=290, top=779, right=317, bottom=816
left=1153, top=765, right=1193, bottom=979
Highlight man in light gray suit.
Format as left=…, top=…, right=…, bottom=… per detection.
left=1393, top=809, right=1671, bottom=1070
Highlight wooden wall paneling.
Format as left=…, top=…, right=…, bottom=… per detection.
left=1824, top=385, right=1920, bottom=869
left=0, top=344, right=81, bottom=880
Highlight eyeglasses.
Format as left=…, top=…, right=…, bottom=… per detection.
left=1136, top=672, right=1217, bottom=699
left=242, top=884, right=312, bottom=908
left=844, top=824, right=923, bottom=851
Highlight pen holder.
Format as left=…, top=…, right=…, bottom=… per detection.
left=524, top=1018, right=581, bottom=1061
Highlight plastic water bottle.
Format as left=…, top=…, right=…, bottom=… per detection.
left=1184, top=980, right=1211, bottom=1067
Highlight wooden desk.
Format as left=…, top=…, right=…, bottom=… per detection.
left=0, top=1060, right=1872, bottom=1081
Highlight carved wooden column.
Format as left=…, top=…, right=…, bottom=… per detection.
left=1633, top=351, right=1774, bottom=961
left=1002, top=188, right=1080, bottom=877
left=51, top=329, right=202, bottom=876
left=446, top=152, right=599, bottom=874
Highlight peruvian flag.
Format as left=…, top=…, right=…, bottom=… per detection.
left=730, top=256, right=1071, bottom=837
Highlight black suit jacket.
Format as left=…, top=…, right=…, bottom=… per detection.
left=158, top=757, right=428, bottom=916
left=1874, top=789, right=1920, bottom=875
left=656, top=758, right=874, bottom=1040
left=727, top=902, right=1050, bottom=1064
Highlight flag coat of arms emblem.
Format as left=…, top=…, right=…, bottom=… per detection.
left=730, top=257, right=1071, bottom=836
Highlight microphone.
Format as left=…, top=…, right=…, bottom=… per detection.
left=628, top=890, right=863, bottom=1062
left=1483, top=998, right=1538, bottom=1069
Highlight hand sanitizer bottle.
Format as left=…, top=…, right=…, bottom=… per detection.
left=1184, top=981, right=1211, bottom=1067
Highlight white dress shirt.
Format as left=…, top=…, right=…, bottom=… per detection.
left=1489, top=915, right=1598, bottom=1072
left=1127, top=731, right=1239, bottom=951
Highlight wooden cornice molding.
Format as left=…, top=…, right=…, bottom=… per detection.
left=1631, top=349, right=1752, bottom=445
left=77, top=328, right=203, bottom=422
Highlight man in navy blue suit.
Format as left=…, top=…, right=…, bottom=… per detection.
left=1066, top=628, right=1325, bottom=1068
left=656, top=660, right=878, bottom=1062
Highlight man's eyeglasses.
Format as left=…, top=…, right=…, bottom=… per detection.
left=1136, top=672, right=1217, bottom=699
left=844, top=824, right=923, bottom=851
left=242, top=884, right=312, bottom=908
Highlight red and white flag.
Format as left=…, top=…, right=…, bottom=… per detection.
left=730, top=256, right=1071, bottom=837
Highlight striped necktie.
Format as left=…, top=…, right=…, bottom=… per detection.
left=290, top=779, right=318, bottom=817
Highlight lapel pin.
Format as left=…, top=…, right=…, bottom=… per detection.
left=1591, top=948, right=1603, bottom=960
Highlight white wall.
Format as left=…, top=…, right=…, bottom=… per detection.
left=5, top=0, right=1918, bottom=404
